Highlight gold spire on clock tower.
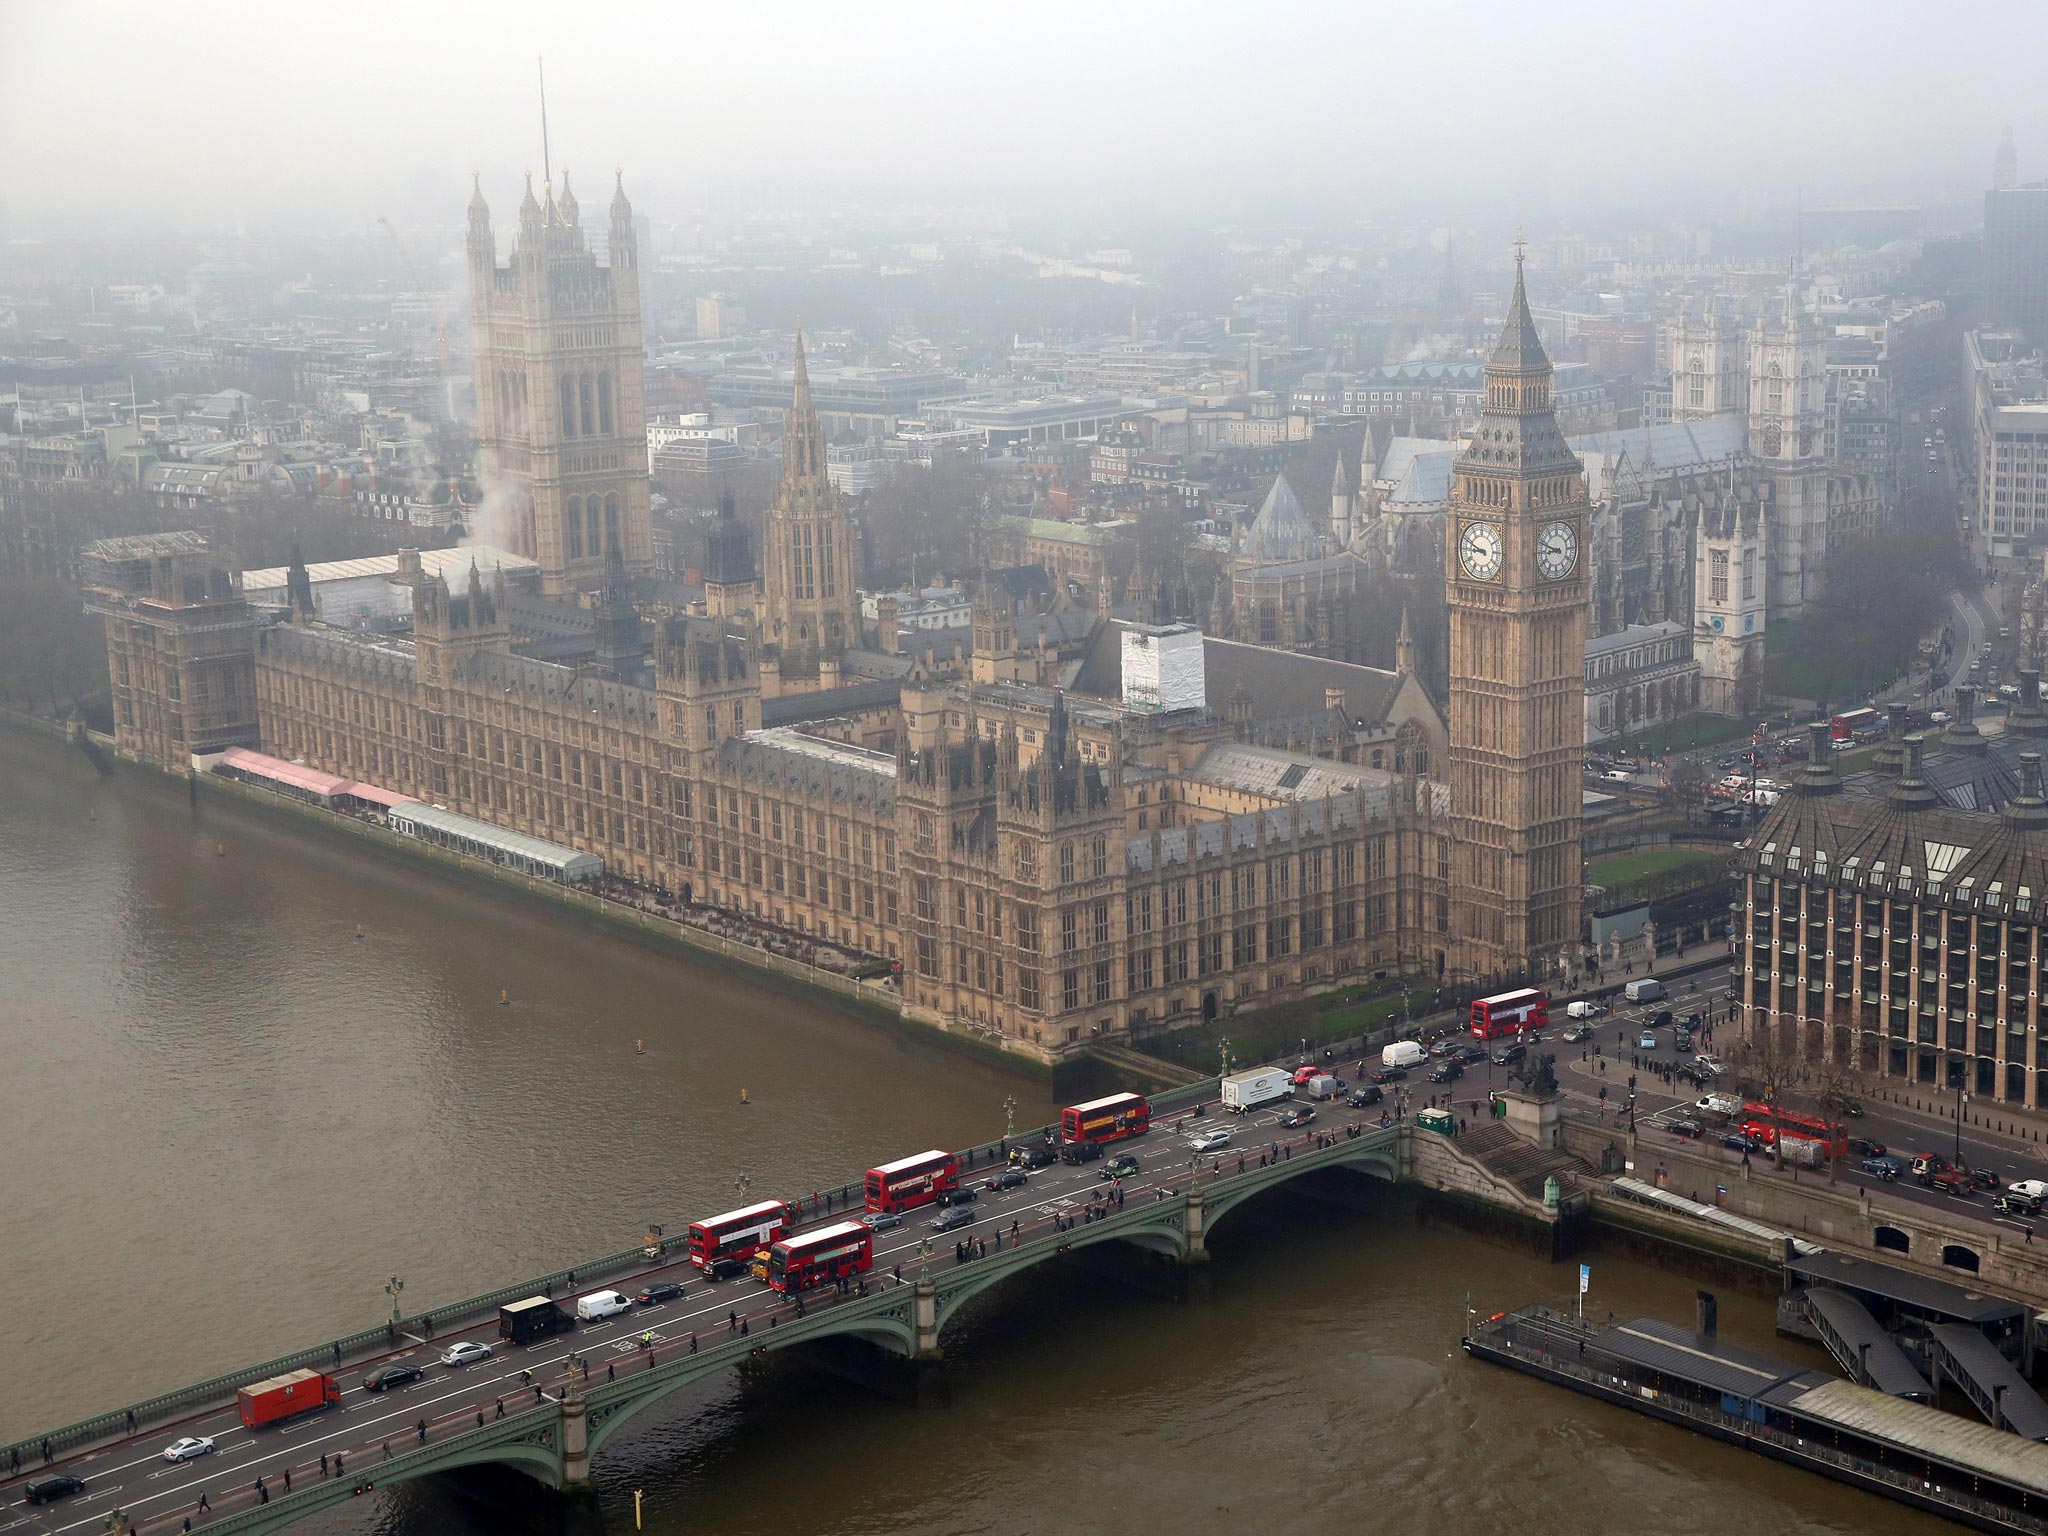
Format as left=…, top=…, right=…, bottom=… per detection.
left=1445, top=241, right=1590, bottom=983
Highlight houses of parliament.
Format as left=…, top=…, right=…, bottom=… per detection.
left=82, top=177, right=1589, bottom=1064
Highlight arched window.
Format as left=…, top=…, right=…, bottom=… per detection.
left=1059, top=842, right=1075, bottom=885
left=604, top=492, right=620, bottom=551
left=1091, top=835, right=1107, bottom=879
left=559, top=376, right=576, bottom=438
left=565, top=496, right=584, bottom=559
left=586, top=499, right=601, bottom=557
left=1686, top=357, right=1704, bottom=410
left=598, top=373, right=614, bottom=434
left=580, top=374, right=595, bottom=436
left=1766, top=361, right=1783, bottom=414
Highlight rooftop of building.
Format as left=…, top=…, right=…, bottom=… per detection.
left=1586, top=620, right=1688, bottom=656
left=996, top=515, right=1131, bottom=546
left=1743, top=722, right=2048, bottom=903
left=83, top=530, right=213, bottom=561
left=240, top=543, right=535, bottom=593
left=1186, top=740, right=1383, bottom=801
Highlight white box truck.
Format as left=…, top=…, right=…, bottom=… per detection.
left=1382, top=1040, right=1427, bottom=1070
left=1220, top=1067, right=1292, bottom=1114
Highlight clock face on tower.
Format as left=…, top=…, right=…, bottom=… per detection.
left=1458, top=521, right=1504, bottom=581
left=1536, top=521, right=1579, bottom=580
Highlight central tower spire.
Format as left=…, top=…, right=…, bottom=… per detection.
left=761, top=329, right=858, bottom=685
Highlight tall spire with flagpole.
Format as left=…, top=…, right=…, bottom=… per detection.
left=538, top=55, right=553, bottom=190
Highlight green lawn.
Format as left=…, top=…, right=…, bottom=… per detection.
left=1627, top=714, right=1764, bottom=756
left=1135, top=983, right=1435, bottom=1068
left=1586, top=847, right=1728, bottom=889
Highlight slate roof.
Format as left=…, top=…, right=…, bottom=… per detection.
left=260, top=621, right=418, bottom=685
left=1187, top=741, right=1385, bottom=801
left=1126, top=796, right=1370, bottom=873
left=468, top=649, right=660, bottom=727
left=1071, top=622, right=1411, bottom=732
left=761, top=678, right=904, bottom=727
left=714, top=727, right=897, bottom=814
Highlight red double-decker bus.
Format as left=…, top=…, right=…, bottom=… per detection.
left=864, top=1149, right=960, bottom=1214
left=1470, top=988, right=1548, bottom=1041
left=766, top=1220, right=875, bottom=1294
left=1738, top=1102, right=1846, bottom=1155
left=1062, top=1092, right=1150, bottom=1146
left=1829, top=707, right=1881, bottom=743
left=686, top=1199, right=794, bottom=1268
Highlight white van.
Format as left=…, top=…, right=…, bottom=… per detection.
left=1382, top=1040, right=1427, bottom=1070
left=1623, top=978, right=1667, bottom=1003
left=575, top=1289, right=633, bottom=1322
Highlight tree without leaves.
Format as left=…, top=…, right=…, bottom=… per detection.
left=857, top=458, right=999, bottom=590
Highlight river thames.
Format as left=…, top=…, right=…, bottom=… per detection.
left=0, top=727, right=1945, bottom=1534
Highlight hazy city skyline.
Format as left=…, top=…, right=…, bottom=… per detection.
left=5, top=0, right=2046, bottom=234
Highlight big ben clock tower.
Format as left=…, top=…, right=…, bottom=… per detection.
left=1446, top=240, right=1590, bottom=981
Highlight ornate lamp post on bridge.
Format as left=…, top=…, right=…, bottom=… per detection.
left=386, top=1275, right=404, bottom=1333
left=1003, top=1095, right=1017, bottom=1140
left=1219, top=1036, right=1232, bottom=1077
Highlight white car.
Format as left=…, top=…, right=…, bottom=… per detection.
left=163, top=1436, right=216, bottom=1463
left=438, top=1340, right=493, bottom=1367
left=1189, top=1129, right=1231, bottom=1153
left=2009, top=1179, right=2048, bottom=1201
left=1693, top=1054, right=1727, bottom=1076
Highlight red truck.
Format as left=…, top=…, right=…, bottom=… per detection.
left=236, top=1368, right=342, bottom=1430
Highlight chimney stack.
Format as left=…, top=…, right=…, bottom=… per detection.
left=2005, top=751, right=2048, bottom=829
left=1888, top=733, right=1942, bottom=812
left=1798, top=722, right=1841, bottom=795
left=1947, top=686, right=1987, bottom=754
left=1874, top=701, right=1910, bottom=774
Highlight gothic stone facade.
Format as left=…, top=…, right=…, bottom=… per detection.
left=229, top=576, right=1457, bottom=1060
left=467, top=172, right=652, bottom=597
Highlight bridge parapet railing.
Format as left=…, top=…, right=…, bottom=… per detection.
left=3, top=1073, right=1230, bottom=1465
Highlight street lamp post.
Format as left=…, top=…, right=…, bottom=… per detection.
left=386, top=1275, right=404, bottom=1332
left=1003, top=1096, right=1017, bottom=1140
left=1220, top=1036, right=1231, bottom=1078
left=1954, top=1075, right=1968, bottom=1164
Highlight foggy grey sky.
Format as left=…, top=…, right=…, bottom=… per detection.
left=4, top=0, right=2044, bottom=235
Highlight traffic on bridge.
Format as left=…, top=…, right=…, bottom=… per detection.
left=3, top=1069, right=1409, bottom=1535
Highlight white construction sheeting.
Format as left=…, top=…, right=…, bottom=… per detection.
left=1121, top=622, right=1205, bottom=713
